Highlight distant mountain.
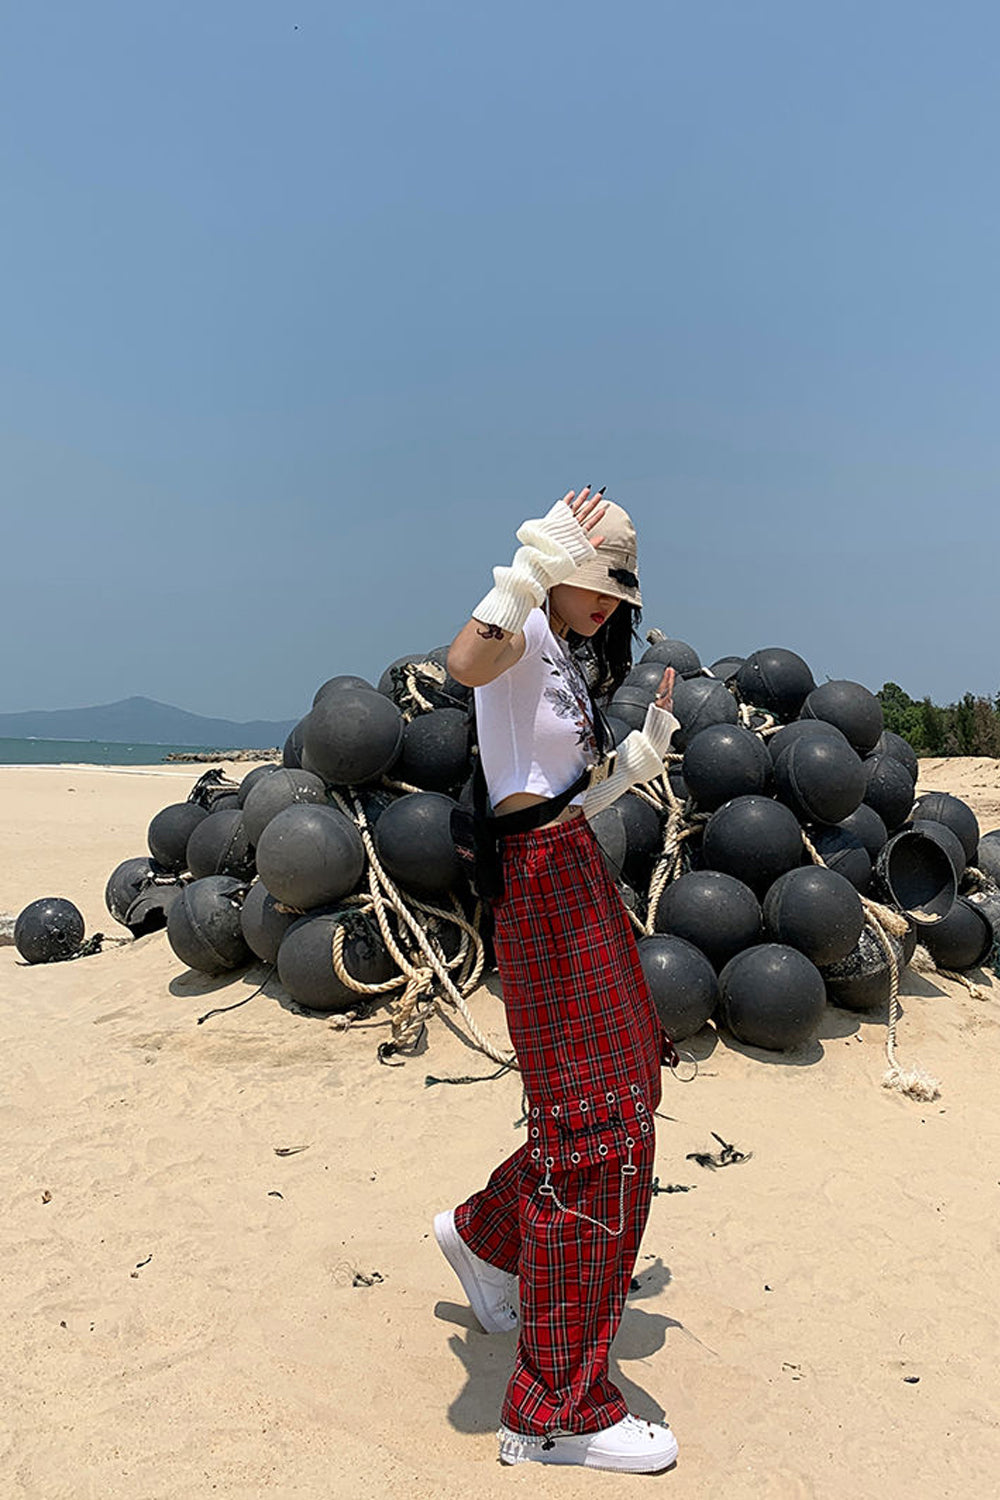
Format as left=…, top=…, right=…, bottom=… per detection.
left=0, top=696, right=297, bottom=749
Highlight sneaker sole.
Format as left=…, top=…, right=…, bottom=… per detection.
left=498, top=1432, right=679, bottom=1473
left=433, top=1211, right=516, bottom=1335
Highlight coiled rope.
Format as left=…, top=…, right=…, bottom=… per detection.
left=325, top=787, right=515, bottom=1067
left=799, top=829, right=940, bottom=1101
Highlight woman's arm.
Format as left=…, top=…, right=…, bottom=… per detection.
left=583, top=669, right=678, bottom=818
left=447, top=488, right=605, bottom=689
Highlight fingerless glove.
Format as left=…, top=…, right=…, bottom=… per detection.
left=582, top=703, right=679, bottom=820
left=472, top=500, right=597, bottom=635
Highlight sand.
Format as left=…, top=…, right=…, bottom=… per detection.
left=2, top=758, right=999, bottom=1499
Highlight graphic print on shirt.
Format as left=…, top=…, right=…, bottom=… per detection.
left=542, top=650, right=599, bottom=762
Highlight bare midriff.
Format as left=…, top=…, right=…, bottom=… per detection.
left=493, top=790, right=584, bottom=827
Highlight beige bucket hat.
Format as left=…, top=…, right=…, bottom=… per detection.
left=569, top=500, right=642, bottom=607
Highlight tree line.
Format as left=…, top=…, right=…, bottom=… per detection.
left=877, top=682, right=1000, bottom=758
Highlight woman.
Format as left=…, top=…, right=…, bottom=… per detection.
left=435, top=486, right=680, bottom=1474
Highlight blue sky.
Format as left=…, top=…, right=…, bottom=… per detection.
left=2, top=1, right=998, bottom=722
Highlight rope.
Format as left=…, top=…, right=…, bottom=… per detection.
left=800, top=828, right=940, bottom=1100
left=909, top=944, right=993, bottom=1002
left=327, top=788, right=514, bottom=1067
left=640, top=766, right=709, bottom=935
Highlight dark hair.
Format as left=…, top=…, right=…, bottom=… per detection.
left=568, top=602, right=641, bottom=704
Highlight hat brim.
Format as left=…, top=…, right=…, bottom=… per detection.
left=565, top=557, right=642, bottom=608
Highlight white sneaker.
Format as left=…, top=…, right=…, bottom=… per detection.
left=433, top=1209, right=519, bottom=1334
left=498, top=1413, right=678, bottom=1473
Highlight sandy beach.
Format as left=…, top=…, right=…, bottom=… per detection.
left=2, top=757, right=999, bottom=1500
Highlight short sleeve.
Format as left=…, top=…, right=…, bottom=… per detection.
left=520, top=607, right=551, bottom=661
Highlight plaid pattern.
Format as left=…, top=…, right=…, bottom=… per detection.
left=453, top=816, right=664, bottom=1434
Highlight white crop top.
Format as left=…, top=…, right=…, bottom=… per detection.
left=474, top=608, right=596, bottom=808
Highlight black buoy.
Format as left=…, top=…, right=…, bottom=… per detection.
left=682, top=724, right=770, bottom=811
left=708, top=656, right=744, bottom=684
left=875, top=829, right=956, bottom=926
left=807, top=823, right=872, bottom=892
left=624, top=661, right=669, bottom=697
left=910, top=818, right=967, bottom=883
left=186, top=809, right=256, bottom=881
left=283, top=718, right=307, bottom=769
left=911, top=792, right=981, bottom=867
left=147, top=802, right=210, bottom=874
left=240, top=880, right=300, bottom=965
left=123, top=880, right=184, bottom=936
left=303, top=688, right=403, bottom=787
left=800, top=680, right=884, bottom=756
left=837, top=803, right=889, bottom=863
left=863, top=754, right=915, bottom=830
left=14, top=897, right=86, bottom=964
left=255, top=803, right=366, bottom=910
left=820, top=925, right=908, bottom=1011
left=397, top=708, right=472, bottom=793
left=589, top=805, right=627, bottom=882
left=762, top=866, right=865, bottom=966
left=736, top=648, right=815, bottom=721
left=773, top=733, right=866, bottom=825
left=652, top=869, right=762, bottom=972
left=166, top=876, right=252, bottom=974
left=921, top=898, right=994, bottom=972
left=237, top=764, right=279, bottom=807
left=313, top=674, right=374, bottom=706
left=609, top=681, right=654, bottom=730
left=637, top=934, right=719, bottom=1041
left=874, top=730, right=919, bottom=784
left=242, top=768, right=328, bottom=847
left=767, top=718, right=850, bottom=766
left=373, top=792, right=460, bottom=899
left=619, top=792, right=664, bottom=890
left=277, top=908, right=395, bottom=1012
left=977, top=830, right=1000, bottom=883
left=718, top=943, right=826, bottom=1050
left=105, top=856, right=165, bottom=926
left=640, top=637, right=702, bottom=675
left=606, top=715, right=632, bottom=747
left=702, top=796, right=805, bottom=897
left=671, top=677, right=739, bottom=751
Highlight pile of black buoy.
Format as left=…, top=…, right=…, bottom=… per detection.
left=16, top=629, right=997, bottom=1074
left=87, top=647, right=482, bottom=1014
left=627, top=634, right=999, bottom=1055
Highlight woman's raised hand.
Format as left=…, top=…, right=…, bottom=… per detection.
left=563, top=486, right=607, bottom=549
left=654, top=666, right=676, bottom=714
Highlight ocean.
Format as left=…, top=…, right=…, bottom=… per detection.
left=0, top=738, right=224, bottom=767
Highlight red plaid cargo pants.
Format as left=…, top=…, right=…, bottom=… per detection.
left=454, top=815, right=664, bottom=1436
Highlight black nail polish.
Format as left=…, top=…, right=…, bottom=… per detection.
left=597, top=486, right=607, bottom=495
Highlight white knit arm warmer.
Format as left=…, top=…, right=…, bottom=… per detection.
left=472, top=500, right=597, bottom=634
left=583, top=702, right=680, bottom=820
